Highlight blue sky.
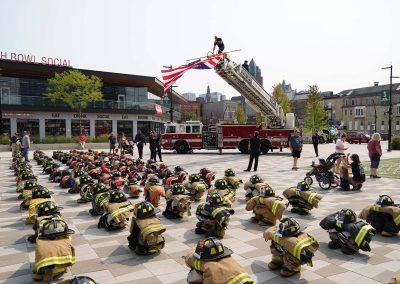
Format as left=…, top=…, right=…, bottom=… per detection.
left=0, top=0, right=399, bottom=97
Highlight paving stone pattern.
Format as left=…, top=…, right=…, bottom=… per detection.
left=0, top=142, right=399, bottom=284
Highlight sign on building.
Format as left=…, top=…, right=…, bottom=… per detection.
left=381, top=90, right=389, bottom=105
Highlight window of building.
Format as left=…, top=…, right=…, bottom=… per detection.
left=117, top=120, right=133, bottom=140
left=350, top=110, right=353, bottom=116
left=138, top=121, right=164, bottom=138
left=17, top=119, right=40, bottom=138
left=45, top=119, right=66, bottom=136
left=344, top=110, right=347, bottom=116
left=381, top=120, right=385, bottom=131
left=351, top=99, right=355, bottom=106
left=95, top=120, right=112, bottom=136
left=71, top=120, right=90, bottom=137
left=397, top=104, right=400, bottom=115
left=345, top=100, right=348, bottom=106
left=355, top=107, right=365, bottom=117
left=396, top=120, right=400, bottom=131
left=365, top=99, right=369, bottom=105
left=1, top=118, right=11, bottom=136
left=348, top=121, right=352, bottom=130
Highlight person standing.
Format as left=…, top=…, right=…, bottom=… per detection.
left=311, top=130, right=319, bottom=157
left=108, top=132, right=117, bottom=154
left=79, top=132, right=87, bottom=150
left=10, top=132, right=20, bottom=157
left=134, top=130, right=146, bottom=159
left=244, top=131, right=261, bottom=172
left=149, top=131, right=157, bottom=161
left=289, top=129, right=302, bottom=170
left=119, top=132, right=127, bottom=155
left=213, top=36, right=225, bottom=54
left=21, top=131, right=31, bottom=162
left=156, top=132, right=163, bottom=162
left=242, top=60, right=249, bottom=72
left=334, top=133, right=349, bottom=173
left=367, top=133, right=382, bottom=178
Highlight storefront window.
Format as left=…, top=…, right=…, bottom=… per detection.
left=137, top=121, right=164, bottom=138
left=17, top=119, right=40, bottom=137
left=45, top=119, right=66, bottom=136
left=117, top=120, right=133, bottom=140
left=95, top=120, right=112, bottom=136
left=1, top=119, right=11, bottom=136
left=71, top=120, right=90, bottom=137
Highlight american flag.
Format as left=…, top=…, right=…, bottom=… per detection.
left=161, top=55, right=223, bottom=97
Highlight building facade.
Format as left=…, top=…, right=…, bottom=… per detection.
left=0, top=60, right=187, bottom=139
left=201, top=100, right=239, bottom=124
left=181, top=92, right=196, bottom=101
left=248, top=59, right=263, bottom=87
left=180, top=100, right=201, bottom=120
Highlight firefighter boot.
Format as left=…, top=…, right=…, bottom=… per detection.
left=280, top=265, right=300, bottom=277
left=328, top=240, right=342, bottom=249
left=268, top=258, right=283, bottom=270
left=341, top=246, right=357, bottom=255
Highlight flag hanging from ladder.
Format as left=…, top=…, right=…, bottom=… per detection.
left=161, top=55, right=223, bottom=97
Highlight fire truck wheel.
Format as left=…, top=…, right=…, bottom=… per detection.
left=238, top=140, right=250, bottom=154
left=175, top=141, right=189, bottom=154
left=260, top=139, right=271, bottom=154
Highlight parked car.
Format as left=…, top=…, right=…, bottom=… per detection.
left=347, top=132, right=370, bottom=144
left=380, top=133, right=389, bottom=141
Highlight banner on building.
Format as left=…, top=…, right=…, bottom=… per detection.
left=155, top=104, right=163, bottom=116
left=381, top=90, right=389, bottom=105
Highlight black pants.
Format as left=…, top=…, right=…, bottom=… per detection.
left=246, top=153, right=259, bottom=171
left=157, top=148, right=162, bottom=162
left=313, top=143, right=319, bottom=157
left=137, top=144, right=144, bottom=159
left=150, top=148, right=156, bottom=161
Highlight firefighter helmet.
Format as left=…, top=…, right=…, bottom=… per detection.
left=74, top=170, right=85, bottom=178
left=147, top=159, right=156, bottom=165
left=159, top=162, right=167, bottom=169
left=93, top=183, right=107, bottom=195
left=199, top=168, right=210, bottom=176
left=113, top=171, right=122, bottom=178
left=260, top=185, right=275, bottom=197
left=134, top=201, right=159, bottom=219
left=109, top=189, right=126, bottom=203
left=21, top=172, right=35, bottom=181
left=194, top=237, right=233, bottom=261
left=70, top=276, right=97, bottom=284
left=146, top=168, right=155, bottom=175
left=335, top=208, right=357, bottom=225
left=296, top=181, right=310, bottom=192
left=148, top=176, right=160, bottom=185
left=189, top=173, right=201, bottom=183
left=376, top=195, right=395, bottom=207
left=39, top=219, right=75, bottom=239
left=206, top=193, right=224, bottom=206
left=165, top=169, right=173, bottom=179
left=174, top=166, right=184, bottom=174
left=32, top=186, right=52, bottom=199
left=24, top=180, right=39, bottom=190
left=80, top=184, right=94, bottom=201
left=172, top=183, right=185, bottom=195
left=224, top=168, right=236, bottom=177
left=135, top=158, right=144, bottom=165
left=37, top=201, right=62, bottom=217
left=127, top=177, right=138, bottom=185
left=276, top=217, right=305, bottom=237
left=81, top=175, right=93, bottom=185
left=214, top=179, right=229, bottom=190
left=249, top=174, right=262, bottom=184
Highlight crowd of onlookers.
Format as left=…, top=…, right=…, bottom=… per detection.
left=10, top=131, right=31, bottom=162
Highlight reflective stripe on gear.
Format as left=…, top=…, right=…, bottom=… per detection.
left=228, top=272, right=253, bottom=284
left=394, top=215, right=400, bottom=226
left=193, top=259, right=201, bottom=271
left=211, top=207, right=228, bottom=218
left=272, top=200, right=287, bottom=215
left=354, top=225, right=373, bottom=247
left=307, top=193, right=317, bottom=204
left=140, top=223, right=165, bottom=239
left=293, top=237, right=316, bottom=260
left=34, top=255, right=75, bottom=272
left=109, top=204, right=134, bottom=220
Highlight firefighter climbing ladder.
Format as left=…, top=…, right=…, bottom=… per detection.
left=214, top=59, right=286, bottom=128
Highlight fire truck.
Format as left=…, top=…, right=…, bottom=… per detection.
left=162, top=57, right=295, bottom=154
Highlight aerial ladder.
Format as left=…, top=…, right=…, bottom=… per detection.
left=214, top=59, right=293, bottom=129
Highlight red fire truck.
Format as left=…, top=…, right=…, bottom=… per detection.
left=162, top=57, right=295, bottom=154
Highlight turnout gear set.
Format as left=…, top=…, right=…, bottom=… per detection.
left=264, top=217, right=319, bottom=277
left=199, top=168, right=216, bottom=189
left=25, top=186, right=53, bottom=225
left=124, top=177, right=142, bottom=198
left=89, top=183, right=109, bottom=216
left=77, top=184, right=94, bottom=203
left=320, top=208, right=376, bottom=255
left=243, top=175, right=270, bottom=201
left=283, top=182, right=322, bottom=215
left=184, top=174, right=207, bottom=201
left=127, top=201, right=166, bottom=255
left=245, top=186, right=289, bottom=225
left=359, top=195, right=400, bottom=237
left=97, top=189, right=134, bottom=231
left=208, top=179, right=236, bottom=207
left=144, top=176, right=166, bottom=207
left=195, top=193, right=234, bottom=238
left=223, top=168, right=243, bottom=190
left=163, top=183, right=192, bottom=219
left=185, top=238, right=253, bottom=284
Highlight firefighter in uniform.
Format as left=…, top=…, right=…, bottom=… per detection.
left=264, top=217, right=319, bottom=277
left=283, top=181, right=322, bottom=215
left=28, top=201, right=63, bottom=243
left=243, top=175, right=270, bottom=201
left=32, top=219, right=75, bottom=281
left=97, top=189, right=134, bottom=231
left=163, top=183, right=192, bottom=219
left=245, top=185, right=288, bottom=226
left=127, top=201, right=166, bottom=255
left=25, top=186, right=53, bottom=225
left=223, top=168, right=243, bottom=190
left=359, top=195, right=400, bottom=237
left=208, top=179, right=236, bottom=207
left=184, top=173, right=207, bottom=201
left=185, top=237, right=254, bottom=284
left=320, top=208, right=376, bottom=255
left=89, top=183, right=109, bottom=216
left=124, top=177, right=142, bottom=198
left=195, top=193, right=234, bottom=238
left=143, top=176, right=166, bottom=207
left=199, top=168, right=216, bottom=189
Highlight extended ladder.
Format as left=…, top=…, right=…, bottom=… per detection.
left=215, top=59, right=285, bottom=128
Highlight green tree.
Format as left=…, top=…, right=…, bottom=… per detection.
left=46, top=70, right=103, bottom=135
left=272, top=84, right=292, bottom=114
left=181, top=111, right=198, bottom=121
left=302, top=84, right=328, bottom=131
left=256, top=112, right=266, bottom=128
left=234, top=106, right=247, bottom=124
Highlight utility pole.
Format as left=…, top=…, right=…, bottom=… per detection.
left=381, top=65, right=400, bottom=151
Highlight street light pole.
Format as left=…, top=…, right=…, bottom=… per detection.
left=163, top=65, right=174, bottom=122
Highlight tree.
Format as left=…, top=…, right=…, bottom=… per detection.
left=46, top=70, right=103, bottom=135
left=256, top=112, right=266, bottom=128
left=181, top=111, right=198, bottom=121
left=272, top=84, right=292, bottom=114
left=234, top=106, right=247, bottom=124
left=302, top=84, right=328, bottom=131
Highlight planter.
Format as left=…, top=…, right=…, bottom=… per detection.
left=0, top=143, right=110, bottom=152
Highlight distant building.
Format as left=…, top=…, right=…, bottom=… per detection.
left=248, top=59, right=263, bottom=86
left=281, top=80, right=296, bottom=100
left=180, top=100, right=201, bottom=121
left=182, top=92, right=196, bottom=101
left=198, top=85, right=225, bottom=102
left=231, top=96, right=256, bottom=122
left=202, top=100, right=239, bottom=124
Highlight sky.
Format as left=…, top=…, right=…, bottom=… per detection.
left=0, top=0, right=399, bottom=98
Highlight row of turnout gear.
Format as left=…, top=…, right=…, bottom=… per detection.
left=320, top=208, right=376, bottom=255
left=163, top=183, right=192, bottom=219
left=185, top=237, right=254, bottom=284
left=264, top=217, right=319, bottom=277
left=223, top=168, right=243, bottom=190
left=283, top=181, right=322, bottom=215
left=184, top=173, right=207, bottom=201
left=359, top=195, right=400, bottom=237
left=195, top=193, right=234, bottom=238
left=127, top=201, right=166, bottom=255
left=208, top=179, right=236, bottom=207
left=144, top=176, right=166, bottom=207
left=97, top=189, right=134, bottom=231
left=244, top=174, right=269, bottom=201
left=245, top=185, right=289, bottom=226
